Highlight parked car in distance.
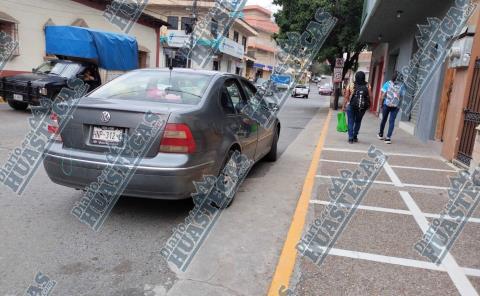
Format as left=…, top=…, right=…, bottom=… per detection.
left=292, top=84, right=310, bottom=98
left=254, top=77, right=267, bottom=90
left=319, top=84, right=333, bottom=96
left=43, top=69, right=281, bottom=206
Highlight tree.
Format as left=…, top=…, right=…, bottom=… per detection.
left=273, top=0, right=366, bottom=93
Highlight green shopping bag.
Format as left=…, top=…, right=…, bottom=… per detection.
left=337, top=112, right=348, bottom=133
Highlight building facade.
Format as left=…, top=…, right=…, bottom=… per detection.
left=360, top=0, right=480, bottom=168
left=242, top=5, right=279, bottom=81
left=0, top=0, right=168, bottom=78
left=150, top=0, right=257, bottom=76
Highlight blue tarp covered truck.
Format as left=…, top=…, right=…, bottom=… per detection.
left=1, top=26, right=139, bottom=111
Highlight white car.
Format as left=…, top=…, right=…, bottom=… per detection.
left=319, top=84, right=333, bottom=96
left=292, top=84, right=310, bottom=98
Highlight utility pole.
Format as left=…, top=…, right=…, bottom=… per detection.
left=188, top=0, right=198, bottom=69
left=333, top=0, right=341, bottom=110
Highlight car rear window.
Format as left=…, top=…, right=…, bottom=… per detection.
left=88, top=71, right=212, bottom=105
left=296, top=85, right=307, bottom=88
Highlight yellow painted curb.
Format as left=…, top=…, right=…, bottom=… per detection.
left=267, top=109, right=332, bottom=296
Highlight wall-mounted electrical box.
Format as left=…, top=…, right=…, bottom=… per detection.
left=448, top=25, right=476, bottom=69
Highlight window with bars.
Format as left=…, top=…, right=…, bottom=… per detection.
left=181, top=17, right=193, bottom=31
left=167, top=16, right=179, bottom=30
left=211, top=19, right=218, bottom=38
left=0, top=21, right=19, bottom=56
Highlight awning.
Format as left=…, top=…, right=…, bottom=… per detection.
left=244, top=55, right=256, bottom=62
left=253, top=63, right=273, bottom=71
left=0, top=11, right=19, bottom=24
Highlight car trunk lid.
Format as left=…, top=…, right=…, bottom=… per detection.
left=59, top=97, right=175, bottom=158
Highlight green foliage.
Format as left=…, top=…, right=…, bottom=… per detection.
left=273, top=0, right=366, bottom=79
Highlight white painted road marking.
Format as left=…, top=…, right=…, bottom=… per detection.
left=382, top=160, right=478, bottom=296
left=320, top=159, right=457, bottom=173
left=315, top=175, right=450, bottom=190
left=309, top=200, right=480, bottom=224
left=323, top=147, right=444, bottom=159
left=316, top=247, right=480, bottom=277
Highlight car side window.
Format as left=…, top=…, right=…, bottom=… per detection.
left=224, top=79, right=245, bottom=111
left=240, top=80, right=257, bottom=101
left=220, top=88, right=236, bottom=114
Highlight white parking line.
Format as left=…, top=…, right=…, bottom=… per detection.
left=309, top=200, right=480, bottom=224
left=322, top=247, right=480, bottom=277
left=315, top=175, right=449, bottom=190
left=320, top=159, right=457, bottom=173
left=323, top=147, right=443, bottom=159
left=382, top=161, right=478, bottom=296
left=400, top=191, right=479, bottom=296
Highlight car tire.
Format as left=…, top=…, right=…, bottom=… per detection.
left=7, top=99, right=29, bottom=111
left=265, top=125, right=279, bottom=162
left=213, top=148, right=240, bottom=209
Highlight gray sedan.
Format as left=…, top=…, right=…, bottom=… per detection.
left=43, top=69, right=280, bottom=201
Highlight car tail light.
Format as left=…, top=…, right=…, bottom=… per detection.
left=160, top=123, right=196, bottom=154
left=48, top=112, right=62, bottom=142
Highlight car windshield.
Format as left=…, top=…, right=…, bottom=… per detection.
left=49, top=62, right=83, bottom=78
left=35, top=61, right=56, bottom=74
left=88, top=71, right=212, bottom=105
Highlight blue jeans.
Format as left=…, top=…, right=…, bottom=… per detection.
left=379, top=105, right=399, bottom=139
left=347, top=105, right=366, bottom=140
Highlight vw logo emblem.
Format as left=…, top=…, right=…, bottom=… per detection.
left=101, top=111, right=111, bottom=123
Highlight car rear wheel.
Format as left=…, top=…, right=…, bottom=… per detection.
left=214, top=148, right=240, bottom=209
left=7, top=99, right=29, bottom=111
left=265, top=125, right=279, bottom=162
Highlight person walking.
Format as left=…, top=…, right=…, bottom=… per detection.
left=378, top=72, right=404, bottom=144
left=342, top=71, right=372, bottom=144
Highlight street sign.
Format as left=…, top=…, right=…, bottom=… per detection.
left=333, top=68, right=343, bottom=83
left=335, top=58, right=344, bottom=68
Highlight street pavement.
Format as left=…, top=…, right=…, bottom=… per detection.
left=0, top=85, right=327, bottom=295
left=1, top=84, right=479, bottom=296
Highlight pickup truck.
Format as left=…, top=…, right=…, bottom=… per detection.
left=1, top=59, right=101, bottom=110
left=1, top=26, right=138, bottom=111
left=292, top=84, right=310, bottom=98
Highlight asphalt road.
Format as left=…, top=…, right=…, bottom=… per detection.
left=0, top=84, right=329, bottom=295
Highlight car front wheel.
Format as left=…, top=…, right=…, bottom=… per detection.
left=7, top=99, right=29, bottom=111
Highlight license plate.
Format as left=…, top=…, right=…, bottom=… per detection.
left=91, top=126, right=124, bottom=145
left=13, top=94, right=23, bottom=101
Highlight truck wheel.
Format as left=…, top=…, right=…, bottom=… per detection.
left=7, top=99, right=29, bottom=111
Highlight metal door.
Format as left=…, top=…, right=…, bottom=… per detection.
left=456, top=59, right=480, bottom=166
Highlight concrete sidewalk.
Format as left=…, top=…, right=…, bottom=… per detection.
left=290, top=110, right=480, bottom=295
left=331, top=110, right=443, bottom=157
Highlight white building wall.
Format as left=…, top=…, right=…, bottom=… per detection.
left=2, top=0, right=157, bottom=72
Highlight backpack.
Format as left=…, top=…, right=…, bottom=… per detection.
left=350, top=84, right=370, bottom=111
left=384, top=81, right=402, bottom=107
